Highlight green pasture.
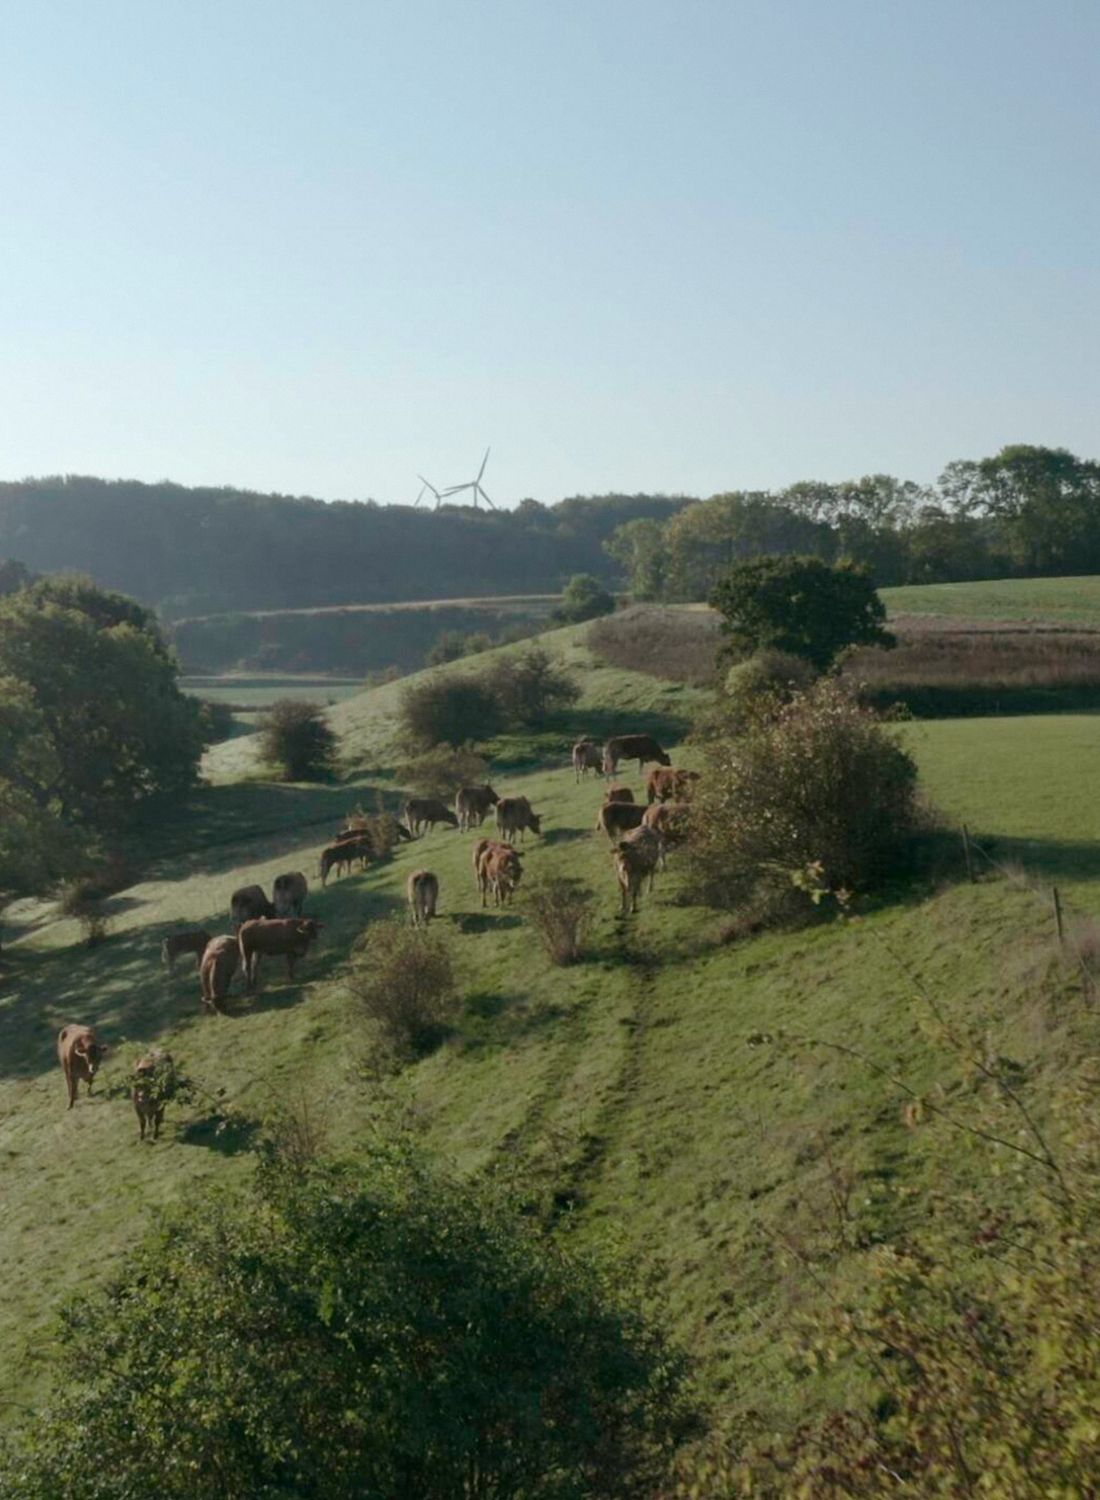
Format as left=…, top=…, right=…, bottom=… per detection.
left=882, top=574, right=1100, bottom=627
left=181, top=675, right=367, bottom=708
left=4, top=634, right=1100, bottom=1439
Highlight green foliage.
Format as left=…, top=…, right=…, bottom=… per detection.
left=0, top=557, right=34, bottom=595
left=554, top=572, right=616, bottom=623
left=399, top=673, right=505, bottom=749
left=520, top=875, right=595, bottom=965
left=687, top=678, right=921, bottom=919
left=665, top=493, right=833, bottom=600
left=710, top=555, right=894, bottom=671
left=722, top=649, right=817, bottom=725
left=483, top=647, right=581, bottom=726
left=0, top=574, right=204, bottom=823
left=426, top=627, right=497, bottom=665
left=258, top=698, right=338, bottom=781
left=394, top=744, right=489, bottom=798
left=348, top=918, right=459, bottom=1059
left=604, top=517, right=669, bottom=600
left=195, top=696, right=235, bottom=743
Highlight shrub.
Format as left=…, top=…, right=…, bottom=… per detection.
left=195, top=697, right=236, bottom=744
left=348, top=918, right=459, bottom=1059
left=399, top=674, right=504, bottom=749
left=483, top=647, right=580, bottom=726
left=426, top=629, right=496, bottom=666
left=58, top=876, right=111, bottom=947
left=710, top=554, right=894, bottom=670
left=520, top=876, right=595, bottom=965
left=687, top=678, right=921, bottom=922
left=393, top=745, right=489, bottom=799
left=258, top=699, right=338, bottom=781
left=0, top=1145, right=693, bottom=1499
left=722, top=648, right=817, bottom=727
left=554, top=572, right=616, bottom=623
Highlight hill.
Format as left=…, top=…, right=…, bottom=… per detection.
left=2, top=623, right=1099, bottom=1451
left=880, top=574, right=1100, bottom=628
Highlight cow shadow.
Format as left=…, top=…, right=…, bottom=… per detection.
left=540, top=827, right=590, bottom=847
left=177, top=1110, right=262, bottom=1155
left=451, top=912, right=523, bottom=934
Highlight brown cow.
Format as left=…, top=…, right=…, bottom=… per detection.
left=472, top=838, right=523, bottom=898
left=199, top=935, right=240, bottom=1014
left=407, top=869, right=440, bottom=926
left=646, top=766, right=700, bottom=804
left=642, top=800, right=691, bottom=860
left=572, top=738, right=603, bottom=781
left=160, top=929, right=211, bottom=969
left=239, top=917, right=323, bottom=990
left=455, top=784, right=499, bottom=832
left=320, top=837, right=371, bottom=886
left=595, top=801, right=647, bottom=840
left=230, top=884, right=275, bottom=928
left=273, top=871, right=308, bottom=917
left=612, top=826, right=664, bottom=915
left=478, top=844, right=523, bottom=907
left=495, top=795, right=541, bottom=844
left=57, top=1024, right=106, bottom=1110
left=132, top=1049, right=175, bottom=1142
left=606, top=785, right=634, bottom=804
left=602, top=734, right=672, bottom=778
left=404, top=797, right=460, bottom=837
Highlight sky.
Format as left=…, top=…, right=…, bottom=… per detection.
left=1, top=0, right=1097, bottom=507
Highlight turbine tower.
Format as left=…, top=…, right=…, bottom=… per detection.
left=442, top=448, right=495, bottom=510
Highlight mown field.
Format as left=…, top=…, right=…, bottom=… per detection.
left=881, top=574, right=1100, bottom=627
left=3, top=608, right=1100, bottom=1446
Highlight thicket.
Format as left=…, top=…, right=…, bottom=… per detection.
left=258, top=698, right=339, bottom=781
left=348, top=918, right=459, bottom=1059
left=723, top=649, right=817, bottom=726
left=0, top=1144, right=693, bottom=1499
left=687, top=679, right=921, bottom=923
left=520, top=876, right=595, bottom=965
left=399, top=648, right=579, bottom=749
left=393, top=745, right=490, bottom=798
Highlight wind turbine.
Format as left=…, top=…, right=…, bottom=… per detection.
left=442, top=447, right=496, bottom=510
left=414, top=474, right=443, bottom=508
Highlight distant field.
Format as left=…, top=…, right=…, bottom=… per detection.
left=181, top=675, right=367, bottom=709
left=882, top=575, right=1100, bottom=627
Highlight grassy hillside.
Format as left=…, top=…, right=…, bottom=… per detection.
left=881, top=574, right=1100, bottom=626
left=3, top=632, right=1099, bottom=1447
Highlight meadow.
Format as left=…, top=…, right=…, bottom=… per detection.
left=880, top=573, right=1100, bottom=627
left=4, top=604, right=1100, bottom=1448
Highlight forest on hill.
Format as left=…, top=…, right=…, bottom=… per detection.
left=1, top=445, right=1098, bottom=627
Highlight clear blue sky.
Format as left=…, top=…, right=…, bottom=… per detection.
left=2, top=1, right=1097, bottom=506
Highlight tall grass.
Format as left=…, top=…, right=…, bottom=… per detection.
left=586, top=606, right=723, bottom=686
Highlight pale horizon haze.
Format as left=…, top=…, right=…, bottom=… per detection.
left=2, top=1, right=1097, bottom=507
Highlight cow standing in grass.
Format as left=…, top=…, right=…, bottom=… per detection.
left=273, top=871, right=308, bottom=917
left=239, top=918, right=323, bottom=990
left=230, top=885, right=275, bottom=928
left=572, top=739, right=603, bottom=781
left=57, top=1025, right=106, bottom=1110
left=646, top=767, right=700, bottom=804
left=161, top=930, right=211, bottom=969
left=455, top=785, right=499, bottom=832
left=595, top=801, right=646, bottom=840
left=613, top=826, right=664, bottom=915
left=404, top=798, right=460, bottom=837
left=477, top=844, right=523, bottom=907
left=495, top=796, right=541, bottom=844
left=602, top=734, right=671, bottom=778
left=132, top=1049, right=175, bottom=1142
left=200, top=935, right=240, bottom=1014
left=407, top=870, right=440, bottom=926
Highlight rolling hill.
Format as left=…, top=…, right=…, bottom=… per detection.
left=2, top=608, right=1099, bottom=1453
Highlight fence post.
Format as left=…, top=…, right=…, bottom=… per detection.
left=962, top=824, right=975, bottom=884
left=1052, top=886, right=1065, bottom=950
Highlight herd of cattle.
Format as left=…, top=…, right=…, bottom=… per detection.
left=57, top=732, right=699, bottom=1135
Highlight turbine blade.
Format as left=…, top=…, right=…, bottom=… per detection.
left=417, top=474, right=441, bottom=496
left=442, top=484, right=470, bottom=495
left=477, top=485, right=496, bottom=510
left=477, top=447, right=490, bottom=481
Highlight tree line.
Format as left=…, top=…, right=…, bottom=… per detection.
left=605, top=444, right=1100, bottom=599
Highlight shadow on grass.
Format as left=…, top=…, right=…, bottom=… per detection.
left=540, top=827, right=591, bottom=846
left=457, top=991, right=569, bottom=1052
left=451, top=912, right=523, bottom=934
left=969, top=833, right=1100, bottom=888
left=177, top=1111, right=262, bottom=1155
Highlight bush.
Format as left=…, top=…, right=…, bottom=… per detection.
left=554, top=572, right=616, bottom=623
left=687, top=678, right=921, bottom=922
left=393, top=745, right=489, bottom=799
left=58, top=877, right=111, bottom=947
left=722, top=648, right=817, bottom=726
left=399, top=674, right=504, bottom=749
left=426, top=629, right=496, bottom=666
left=0, top=1145, right=693, bottom=1499
left=195, top=697, right=236, bottom=744
left=348, top=918, right=459, bottom=1059
left=520, top=876, right=595, bottom=965
left=258, top=699, right=338, bottom=780
left=483, top=647, right=580, bottom=726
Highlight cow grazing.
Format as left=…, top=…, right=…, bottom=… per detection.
left=404, top=798, right=460, bottom=837
left=273, top=871, right=308, bottom=917
left=472, top=838, right=523, bottom=897
left=642, top=800, right=691, bottom=859
left=132, top=1049, right=175, bottom=1142
left=572, top=739, right=603, bottom=781
left=160, top=929, right=211, bottom=969
left=57, top=1024, right=106, bottom=1110
left=319, top=837, right=371, bottom=886
left=606, top=785, right=635, bottom=804
left=478, top=845, right=523, bottom=907
left=495, top=795, right=542, bottom=844
left=238, top=917, right=323, bottom=990
left=595, top=800, right=647, bottom=840
left=199, top=935, right=240, bottom=1014
left=407, top=869, right=440, bottom=926
left=646, top=766, right=700, bottom=804
left=455, top=784, right=499, bottom=832
left=613, top=826, right=664, bottom=915
left=602, top=734, right=672, bottom=778
left=230, top=884, right=276, bottom=928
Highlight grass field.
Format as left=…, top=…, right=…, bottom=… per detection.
left=181, top=675, right=368, bottom=708
left=4, top=622, right=1100, bottom=1445
left=881, top=574, right=1100, bottom=627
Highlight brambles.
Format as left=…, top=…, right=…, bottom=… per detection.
left=520, top=876, right=595, bottom=965
left=258, top=699, right=338, bottom=781
left=348, top=918, right=458, bottom=1059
